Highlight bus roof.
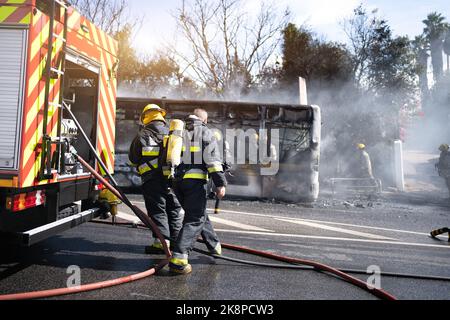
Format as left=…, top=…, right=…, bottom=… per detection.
left=116, top=97, right=315, bottom=112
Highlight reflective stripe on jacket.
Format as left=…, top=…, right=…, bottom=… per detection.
left=129, top=121, right=168, bottom=182
left=177, top=117, right=227, bottom=187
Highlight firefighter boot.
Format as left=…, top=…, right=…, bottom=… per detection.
left=145, top=239, right=169, bottom=255
left=169, top=257, right=192, bottom=275
left=210, top=243, right=222, bottom=256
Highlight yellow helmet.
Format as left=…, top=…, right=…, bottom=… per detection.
left=439, top=144, right=449, bottom=152
left=141, top=104, right=167, bottom=125
left=357, top=143, right=366, bottom=150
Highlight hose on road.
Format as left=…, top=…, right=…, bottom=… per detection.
left=100, top=221, right=450, bottom=283
left=0, top=102, right=397, bottom=300
left=192, top=248, right=450, bottom=282
left=89, top=220, right=398, bottom=300
left=0, top=103, right=171, bottom=301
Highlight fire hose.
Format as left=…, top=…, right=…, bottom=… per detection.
left=0, top=103, right=171, bottom=301
left=0, top=156, right=170, bottom=301
left=1, top=177, right=401, bottom=300
left=92, top=220, right=450, bottom=283
left=0, top=102, right=398, bottom=301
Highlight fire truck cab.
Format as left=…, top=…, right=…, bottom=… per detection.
left=0, top=0, right=118, bottom=245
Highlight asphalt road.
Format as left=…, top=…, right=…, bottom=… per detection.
left=0, top=192, right=449, bottom=300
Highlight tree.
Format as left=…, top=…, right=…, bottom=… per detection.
left=422, top=12, right=449, bottom=81
left=444, top=32, right=450, bottom=70
left=139, top=54, right=181, bottom=90
left=171, top=0, right=289, bottom=95
left=115, top=24, right=140, bottom=82
left=70, top=0, right=136, bottom=35
left=412, top=35, right=430, bottom=103
left=280, top=23, right=354, bottom=94
left=342, top=5, right=381, bottom=88
left=366, top=22, right=417, bottom=108
left=342, top=5, right=417, bottom=109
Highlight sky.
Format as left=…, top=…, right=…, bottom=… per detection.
left=128, top=0, right=450, bottom=57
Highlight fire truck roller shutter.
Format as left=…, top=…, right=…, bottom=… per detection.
left=0, top=28, right=27, bottom=170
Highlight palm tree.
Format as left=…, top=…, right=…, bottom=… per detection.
left=422, top=12, right=449, bottom=81
left=444, top=32, right=450, bottom=71
left=412, top=35, right=430, bottom=102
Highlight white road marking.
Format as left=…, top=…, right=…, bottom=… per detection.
left=275, top=218, right=396, bottom=241
left=116, top=211, right=140, bottom=223
left=131, top=201, right=270, bottom=231
left=118, top=209, right=271, bottom=232
left=130, top=202, right=442, bottom=240
left=214, top=229, right=450, bottom=250
left=210, top=216, right=273, bottom=232
left=207, top=208, right=432, bottom=237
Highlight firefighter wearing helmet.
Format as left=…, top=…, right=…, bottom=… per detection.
left=128, top=104, right=183, bottom=254
left=169, top=109, right=227, bottom=275
left=356, top=143, right=374, bottom=179
left=436, top=144, right=450, bottom=198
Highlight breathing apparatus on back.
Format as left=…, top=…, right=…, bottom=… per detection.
left=164, top=119, right=185, bottom=179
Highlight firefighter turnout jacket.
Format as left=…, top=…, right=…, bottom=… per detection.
left=176, top=116, right=227, bottom=188
left=356, top=149, right=374, bottom=179
left=129, top=120, right=168, bottom=183
left=438, top=150, right=450, bottom=178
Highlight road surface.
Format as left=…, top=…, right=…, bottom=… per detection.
left=0, top=192, right=449, bottom=300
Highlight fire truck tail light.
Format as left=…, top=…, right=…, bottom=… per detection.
left=6, top=191, right=46, bottom=212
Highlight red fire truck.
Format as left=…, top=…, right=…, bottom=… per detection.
left=0, top=0, right=118, bottom=245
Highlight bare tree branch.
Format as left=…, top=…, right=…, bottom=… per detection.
left=170, top=0, right=289, bottom=94
left=70, top=0, right=141, bottom=36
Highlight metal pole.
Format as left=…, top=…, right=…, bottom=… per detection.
left=40, top=0, right=56, bottom=179
left=62, top=101, right=120, bottom=188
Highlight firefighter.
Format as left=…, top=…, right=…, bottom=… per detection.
left=169, top=109, right=227, bottom=275
left=436, top=144, right=450, bottom=198
left=355, top=144, right=374, bottom=179
left=128, top=104, right=183, bottom=254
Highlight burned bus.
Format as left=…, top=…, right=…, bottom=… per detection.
left=115, top=98, right=321, bottom=203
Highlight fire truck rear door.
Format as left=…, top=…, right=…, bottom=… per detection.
left=0, top=27, right=27, bottom=170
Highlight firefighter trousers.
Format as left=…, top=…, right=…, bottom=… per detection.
left=172, top=179, right=220, bottom=260
left=142, top=176, right=183, bottom=243
left=446, top=177, right=450, bottom=197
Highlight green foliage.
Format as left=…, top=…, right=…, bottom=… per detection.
left=423, top=12, right=448, bottom=42
left=422, top=12, right=449, bottom=81
left=429, top=73, right=450, bottom=114
left=281, top=23, right=353, bottom=87
left=411, top=35, right=430, bottom=102
left=114, top=25, right=140, bottom=82
left=444, top=33, right=450, bottom=56
left=140, top=55, right=180, bottom=87
left=114, top=25, right=182, bottom=90
left=366, top=21, right=417, bottom=107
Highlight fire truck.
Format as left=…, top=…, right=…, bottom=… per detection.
left=0, top=0, right=118, bottom=245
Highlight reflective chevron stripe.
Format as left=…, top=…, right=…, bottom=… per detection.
left=142, top=146, right=160, bottom=157
left=138, top=159, right=159, bottom=175
left=183, top=169, right=208, bottom=180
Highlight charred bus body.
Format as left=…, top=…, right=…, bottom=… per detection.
left=115, top=98, right=321, bottom=203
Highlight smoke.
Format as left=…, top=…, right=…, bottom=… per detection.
left=117, top=70, right=449, bottom=196
left=405, top=73, right=450, bottom=153
left=118, top=78, right=301, bottom=104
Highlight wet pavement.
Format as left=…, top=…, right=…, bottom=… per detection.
left=0, top=191, right=449, bottom=300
